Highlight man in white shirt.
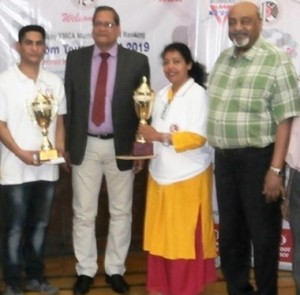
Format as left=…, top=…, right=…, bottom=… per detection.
left=0, top=25, right=66, bottom=295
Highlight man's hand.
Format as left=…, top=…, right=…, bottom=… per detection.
left=133, top=159, right=145, bottom=174
left=60, top=151, right=72, bottom=173
left=17, top=149, right=41, bottom=166
left=262, top=170, right=285, bottom=203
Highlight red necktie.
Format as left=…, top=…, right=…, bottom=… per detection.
left=92, top=52, right=110, bottom=126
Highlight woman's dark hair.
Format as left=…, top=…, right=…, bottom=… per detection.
left=18, top=25, right=46, bottom=42
left=161, top=42, right=207, bottom=89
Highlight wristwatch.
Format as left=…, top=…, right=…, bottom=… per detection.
left=162, top=133, right=170, bottom=147
left=269, top=166, right=285, bottom=177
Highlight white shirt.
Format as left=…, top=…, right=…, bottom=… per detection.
left=149, top=78, right=212, bottom=185
left=0, top=65, right=66, bottom=184
left=286, top=116, right=300, bottom=171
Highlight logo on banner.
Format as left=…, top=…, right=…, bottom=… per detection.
left=263, top=29, right=298, bottom=58
left=209, top=0, right=234, bottom=25
left=260, top=0, right=280, bottom=24
left=279, top=228, right=293, bottom=263
left=71, top=0, right=96, bottom=8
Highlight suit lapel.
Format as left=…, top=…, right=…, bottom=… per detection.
left=113, top=45, right=125, bottom=99
left=80, top=46, right=93, bottom=96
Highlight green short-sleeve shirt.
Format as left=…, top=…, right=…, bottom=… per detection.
left=207, top=37, right=300, bottom=148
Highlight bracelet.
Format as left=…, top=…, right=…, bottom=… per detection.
left=269, top=166, right=285, bottom=177
left=162, top=133, right=170, bottom=147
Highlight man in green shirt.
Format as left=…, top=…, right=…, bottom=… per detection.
left=207, top=1, right=300, bottom=294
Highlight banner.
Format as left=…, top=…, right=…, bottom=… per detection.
left=197, top=0, right=300, bottom=76
left=0, top=0, right=199, bottom=90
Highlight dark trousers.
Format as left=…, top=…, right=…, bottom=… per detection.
left=214, top=144, right=282, bottom=295
left=1, top=181, right=56, bottom=286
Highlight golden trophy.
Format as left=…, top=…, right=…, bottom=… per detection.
left=117, top=76, right=155, bottom=159
left=28, top=90, right=64, bottom=163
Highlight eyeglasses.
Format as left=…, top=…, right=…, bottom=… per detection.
left=93, top=21, right=117, bottom=29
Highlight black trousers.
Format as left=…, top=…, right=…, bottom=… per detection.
left=214, top=144, right=282, bottom=295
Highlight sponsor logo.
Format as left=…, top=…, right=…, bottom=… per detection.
left=71, top=0, right=96, bottom=8
left=280, top=234, right=287, bottom=246
left=209, top=0, right=281, bottom=26
left=263, top=29, right=298, bottom=58
left=260, top=0, right=280, bottom=24
left=279, top=229, right=293, bottom=262
left=209, top=0, right=234, bottom=25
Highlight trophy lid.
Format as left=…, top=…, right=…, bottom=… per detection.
left=134, top=76, right=154, bottom=100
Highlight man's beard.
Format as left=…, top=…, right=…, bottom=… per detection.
left=232, top=36, right=250, bottom=48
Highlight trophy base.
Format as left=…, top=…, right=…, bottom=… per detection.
left=116, top=154, right=156, bottom=160
left=43, top=157, right=66, bottom=165
left=116, top=142, right=155, bottom=160
left=39, top=149, right=58, bottom=161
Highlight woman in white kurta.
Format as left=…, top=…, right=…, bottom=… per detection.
left=138, top=43, right=217, bottom=295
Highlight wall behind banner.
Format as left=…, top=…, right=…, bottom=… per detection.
left=0, top=0, right=299, bottom=269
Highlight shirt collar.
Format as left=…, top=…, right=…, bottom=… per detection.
left=229, top=37, right=264, bottom=61
left=93, top=43, right=118, bottom=58
left=162, top=78, right=195, bottom=100
left=14, top=64, right=45, bottom=83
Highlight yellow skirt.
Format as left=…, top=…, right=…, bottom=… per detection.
left=143, top=165, right=216, bottom=260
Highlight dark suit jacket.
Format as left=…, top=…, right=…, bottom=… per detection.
left=64, top=44, right=150, bottom=170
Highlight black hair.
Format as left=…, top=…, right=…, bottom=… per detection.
left=92, top=6, right=120, bottom=26
left=18, top=25, right=46, bottom=42
left=161, top=42, right=207, bottom=89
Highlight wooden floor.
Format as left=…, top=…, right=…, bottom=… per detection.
left=0, top=252, right=296, bottom=294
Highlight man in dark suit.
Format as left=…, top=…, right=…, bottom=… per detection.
left=64, top=6, right=150, bottom=295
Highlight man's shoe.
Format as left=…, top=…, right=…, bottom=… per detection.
left=73, top=275, right=94, bottom=295
left=3, top=285, right=23, bottom=295
left=26, top=279, right=59, bottom=295
left=105, top=274, right=130, bottom=294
